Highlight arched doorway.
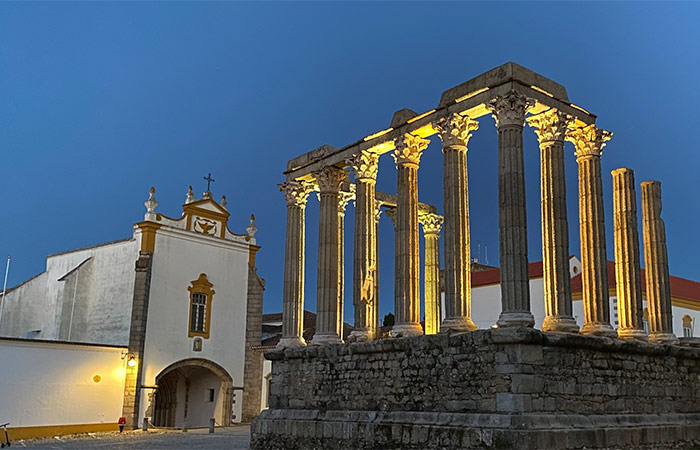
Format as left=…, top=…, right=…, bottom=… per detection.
left=152, top=358, right=233, bottom=428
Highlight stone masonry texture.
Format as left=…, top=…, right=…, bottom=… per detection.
left=252, top=328, right=700, bottom=449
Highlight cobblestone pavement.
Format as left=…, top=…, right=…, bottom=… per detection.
left=12, top=426, right=250, bottom=450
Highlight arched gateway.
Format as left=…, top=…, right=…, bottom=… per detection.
left=152, top=358, right=234, bottom=428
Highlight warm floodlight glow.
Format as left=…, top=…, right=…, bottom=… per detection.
left=127, top=355, right=137, bottom=367
left=407, top=110, right=435, bottom=124
left=570, top=103, right=591, bottom=115
left=455, top=87, right=489, bottom=103
left=364, top=127, right=393, bottom=142
left=530, top=85, right=554, bottom=98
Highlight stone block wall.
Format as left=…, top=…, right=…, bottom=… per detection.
left=253, top=327, right=700, bottom=449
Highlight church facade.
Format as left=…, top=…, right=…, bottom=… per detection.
left=0, top=186, right=265, bottom=436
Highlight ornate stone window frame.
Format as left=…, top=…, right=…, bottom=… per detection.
left=188, top=273, right=215, bottom=339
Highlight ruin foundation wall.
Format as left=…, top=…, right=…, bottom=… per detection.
left=251, top=328, right=700, bottom=449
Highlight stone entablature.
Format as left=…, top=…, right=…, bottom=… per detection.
left=253, top=328, right=700, bottom=449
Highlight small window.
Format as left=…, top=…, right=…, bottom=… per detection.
left=682, top=315, right=693, bottom=338
left=193, top=337, right=202, bottom=352
left=187, top=274, right=215, bottom=339
left=207, top=389, right=215, bottom=403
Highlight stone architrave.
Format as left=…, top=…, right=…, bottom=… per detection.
left=419, top=213, right=443, bottom=335
left=611, top=168, right=647, bottom=340
left=347, top=151, right=379, bottom=342
left=487, top=90, right=535, bottom=328
left=311, top=166, right=347, bottom=345
left=567, top=125, right=617, bottom=337
left=435, top=113, right=478, bottom=332
left=337, top=188, right=355, bottom=340
left=391, top=134, right=430, bottom=337
left=527, top=109, right=579, bottom=333
left=641, top=180, right=678, bottom=344
left=277, top=180, right=313, bottom=348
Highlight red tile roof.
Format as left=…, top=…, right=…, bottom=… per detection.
left=570, top=260, right=700, bottom=302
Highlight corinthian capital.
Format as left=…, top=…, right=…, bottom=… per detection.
left=526, top=109, right=573, bottom=144
left=338, top=188, right=356, bottom=215
left=313, top=165, right=347, bottom=194
left=566, top=124, right=613, bottom=159
left=435, top=113, right=479, bottom=149
left=393, top=133, right=430, bottom=167
left=279, top=180, right=314, bottom=207
left=419, top=213, right=444, bottom=235
left=347, top=150, right=379, bottom=182
left=487, top=90, right=535, bottom=128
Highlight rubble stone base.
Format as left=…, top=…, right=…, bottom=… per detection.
left=252, top=327, right=700, bottom=449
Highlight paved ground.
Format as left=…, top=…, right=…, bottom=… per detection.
left=11, top=426, right=251, bottom=450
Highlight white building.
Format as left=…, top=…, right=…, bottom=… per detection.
left=467, top=256, right=700, bottom=337
left=0, top=186, right=266, bottom=438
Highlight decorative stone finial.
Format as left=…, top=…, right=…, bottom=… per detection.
left=566, top=124, right=613, bottom=159
left=144, top=187, right=158, bottom=221
left=392, top=133, right=430, bottom=167
left=185, top=186, right=195, bottom=204
left=221, top=195, right=227, bottom=209
left=487, top=89, right=535, bottom=128
left=246, top=214, right=258, bottom=238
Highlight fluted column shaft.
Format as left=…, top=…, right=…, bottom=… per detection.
left=612, top=168, right=646, bottom=340
left=488, top=91, right=535, bottom=328
left=391, top=134, right=429, bottom=337
left=436, top=114, right=478, bottom=332
left=337, top=191, right=354, bottom=339
left=527, top=110, right=578, bottom=333
left=568, top=125, right=616, bottom=337
left=278, top=180, right=312, bottom=348
left=348, top=151, right=379, bottom=342
left=641, top=181, right=677, bottom=344
left=373, top=201, right=382, bottom=335
left=311, top=166, right=346, bottom=345
left=421, top=214, right=443, bottom=335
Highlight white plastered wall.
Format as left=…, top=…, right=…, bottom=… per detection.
left=139, top=227, right=250, bottom=426
left=0, top=339, right=126, bottom=428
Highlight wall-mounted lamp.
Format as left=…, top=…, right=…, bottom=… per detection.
left=122, top=351, right=137, bottom=368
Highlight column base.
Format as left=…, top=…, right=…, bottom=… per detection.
left=542, top=315, right=580, bottom=333
left=649, top=332, right=679, bottom=345
left=276, top=336, right=307, bottom=349
left=347, top=329, right=372, bottom=343
left=616, top=328, right=648, bottom=341
left=580, top=322, right=617, bottom=338
left=496, top=311, right=535, bottom=328
left=310, top=333, right=343, bottom=346
left=441, top=316, right=477, bottom=333
left=390, top=323, right=423, bottom=338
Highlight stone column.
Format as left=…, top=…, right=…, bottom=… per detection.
left=641, top=180, right=678, bottom=344
left=373, top=200, right=383, bottom=335
left=567, top=124, right=616, bottom=337
left=277, top=180, right=313, bottom=348
left=435, top=113, right=478, bottom=332
left=391, top=133, right=430, bottom=337
left=527, top=109, right=579, bottom=333
left=337, top=189, right=355, bottom=340
left=420, top=213, right=443, bottom=335
left=487, top=90, right=535, bottom=328
left=311, top=166, right=347, bottom=345
left=347, top=151, right=379, bottom=342
left=611, top=168, right=647, bottom=340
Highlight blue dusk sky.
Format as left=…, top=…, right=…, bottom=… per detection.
left=1, top=2, right=699, bottom=321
